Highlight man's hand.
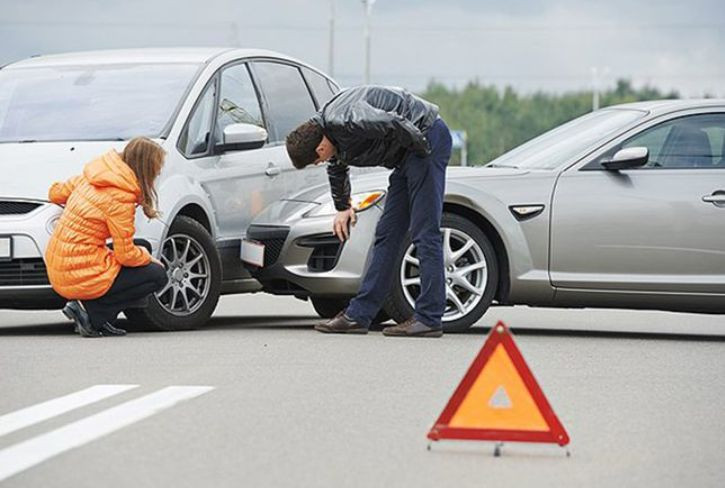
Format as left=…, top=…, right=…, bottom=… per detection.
left=333, top=208, right=357, bottom=242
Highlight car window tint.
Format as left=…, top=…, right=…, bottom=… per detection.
left=302, top=68, right=336, bottom=108
left=617, top=114, right=725, bottom=169
left=704, top=126, right=725, bottom=164
left=489, top=109, right=646, bottom=169
left=620, top=124, right=672, bottom=167
left=179, top=81, right=216, bottom=157
left=252, top=62, right=317, bottom=142
left=216, top=63, right=264, bottom=142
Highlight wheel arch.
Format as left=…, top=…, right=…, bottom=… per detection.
left=443, top=201, right=511, bottom=304
left=155, top=171, right=217, bottom=243
left=175, top=203, right=212, bottom=234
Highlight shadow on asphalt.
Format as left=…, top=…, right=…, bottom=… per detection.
left=460, top=325, right=725, bottom=342
left=203, top=316, right=395, bottom=332
left=203, top=315, right=318, bottom=330
left=1, top=315, right=724, bottom=342
left=0, top=322, right=75, bottom=336
left=0, top=314, right=390, bottom=336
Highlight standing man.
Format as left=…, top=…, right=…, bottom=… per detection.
left=286, top=86, right=452, bottom=337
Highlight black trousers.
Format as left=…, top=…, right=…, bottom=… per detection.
left=82, top=264, right=168, bottom=327
left=346, top=118, right=452, bottom=328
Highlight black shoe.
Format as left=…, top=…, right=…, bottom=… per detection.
left=62, top=301, right=100, bottom=338
left=314, top=312, right=368, bottom=334
left=97, top=322, right=127, bottom=336
left=383, top=318, right=443, bottom=338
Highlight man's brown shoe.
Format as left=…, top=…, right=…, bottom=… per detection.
left=315, top=312, right=368, bottom=334
left=382, top=318, right=443, bottom=338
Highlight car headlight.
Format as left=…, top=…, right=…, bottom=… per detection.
left=305, top=190, right=386, bottom=217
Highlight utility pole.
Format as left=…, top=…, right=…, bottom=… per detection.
left=328, top=0, right=335, bottom=77
left=461, top=131, right=468, bottom=167
left=362, top=0, right=376, bottom=84
left=591, top=67, right=600, bottom=111
left=591, top=66, right=610, bottom=111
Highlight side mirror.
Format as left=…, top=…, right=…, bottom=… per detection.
left=217, top=123, right=268, bottom=153
left=601, top=147, right=649, bottom=171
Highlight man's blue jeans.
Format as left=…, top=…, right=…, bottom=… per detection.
left=345, top=118, right=452, bottom=329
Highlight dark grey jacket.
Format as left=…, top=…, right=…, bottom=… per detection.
left=311, top=85, right=439, bottom=211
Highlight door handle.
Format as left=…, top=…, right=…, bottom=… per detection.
left=702, top=191, right=725, bottom=205
left=265, top=163, right=281, bottom=177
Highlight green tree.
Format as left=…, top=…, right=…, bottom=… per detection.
left=420, top=79, right=678, bottom=165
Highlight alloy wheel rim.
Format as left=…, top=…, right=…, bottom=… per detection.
left=400, top=227, right=487, bottom=322
left=155, top=234, right=211, bottom=316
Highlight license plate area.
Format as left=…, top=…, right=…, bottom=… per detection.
left=241, top=239, right=265, bottom=267
left=0, top=236, right=12, bottom=262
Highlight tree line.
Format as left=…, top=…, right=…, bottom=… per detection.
left=420, top=79, right=679, bottom=165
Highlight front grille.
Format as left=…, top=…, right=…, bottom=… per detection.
left=297, top=234, right=343, bottom=272
left=246, top=225, right=290, bottom=267
left=0, top=258, right=50, bottom=286
left=0, top=201, right=42, bottom=215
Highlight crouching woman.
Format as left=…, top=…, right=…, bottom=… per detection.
left=45, top=137, right=169, bottom=337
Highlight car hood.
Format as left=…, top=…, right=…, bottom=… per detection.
left=0, top=141, right=152, bottom=201
left=283, top=165, right=530, bottom=204
left=447, top=165, right=529, bottom=179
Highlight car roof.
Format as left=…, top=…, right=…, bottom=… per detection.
left=4, top=47, right=303, bottom=69
left=609, top=99, right=725, bottom=115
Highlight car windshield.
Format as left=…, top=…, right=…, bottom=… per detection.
left=0, top=63, right=200, bottom=142
left=486, top=108, right=648, bottom=169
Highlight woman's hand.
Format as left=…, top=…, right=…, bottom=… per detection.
left=333, top=208, right=357, bottom=242
left=151, top=256, right=165, bottom=268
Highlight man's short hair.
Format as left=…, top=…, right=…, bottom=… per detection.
left=286, top=120, right=324, bottom=169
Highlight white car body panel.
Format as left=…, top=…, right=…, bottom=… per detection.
left=0, top=48, right=337, bottom=311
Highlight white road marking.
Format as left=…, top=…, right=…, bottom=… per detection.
left=0, top=384, right=139, bottom=438
left=0, top=386, right=214, bottom=482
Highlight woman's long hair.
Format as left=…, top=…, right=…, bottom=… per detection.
left=121, top=137, right=165, bottom=219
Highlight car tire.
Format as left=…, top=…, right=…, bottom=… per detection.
left=383, top=213, right=498, bottom=333
left=124, top=216, right=222, bottom=331
left=310, top=296, right=391, bottom=325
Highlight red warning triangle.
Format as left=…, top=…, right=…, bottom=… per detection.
left=428, top=321, right=569, bottom=446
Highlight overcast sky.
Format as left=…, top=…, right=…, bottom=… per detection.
left=1, top=0, right=723, bottom=96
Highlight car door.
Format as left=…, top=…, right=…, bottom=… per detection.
left=550, top=111, right=725, bottom=294
left=190, top=62, right=272, bottom=242
left=248, top=61, right=321, bottom=199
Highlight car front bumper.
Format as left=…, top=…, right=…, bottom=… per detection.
left=245, top=205, right=382, bottom=298
left=0, top=202, right=64, bottom=309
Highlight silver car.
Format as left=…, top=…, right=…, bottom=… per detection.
left=244, top=99, right=725, bottom=331
left=0, top=47, right=344, bottom=329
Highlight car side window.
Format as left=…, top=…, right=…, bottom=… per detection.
left=251, top=62, right=317, bottom=142
left=179, top=80, right=216, bottom=157
left=302, top=68, right=336, bottom=109
left=599, top=113, right=725, bottom=169
left=215, top=63, right=264, bottom=143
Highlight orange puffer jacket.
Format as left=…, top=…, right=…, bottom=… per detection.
left=45, top=150, right=151, bottom=300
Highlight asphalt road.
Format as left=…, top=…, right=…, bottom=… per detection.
left=1, top=295, right=724, bottom=488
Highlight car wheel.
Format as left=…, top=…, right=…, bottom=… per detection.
left=383, top=213, right=498, bottom=332
left=310, top=296, right=391, bottom=324
left=124, top=216, right=222, bottom=331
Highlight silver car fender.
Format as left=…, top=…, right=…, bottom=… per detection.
left=136, top=171, right=216, bottom=256
left=443, top=176, right=556, bottom=305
